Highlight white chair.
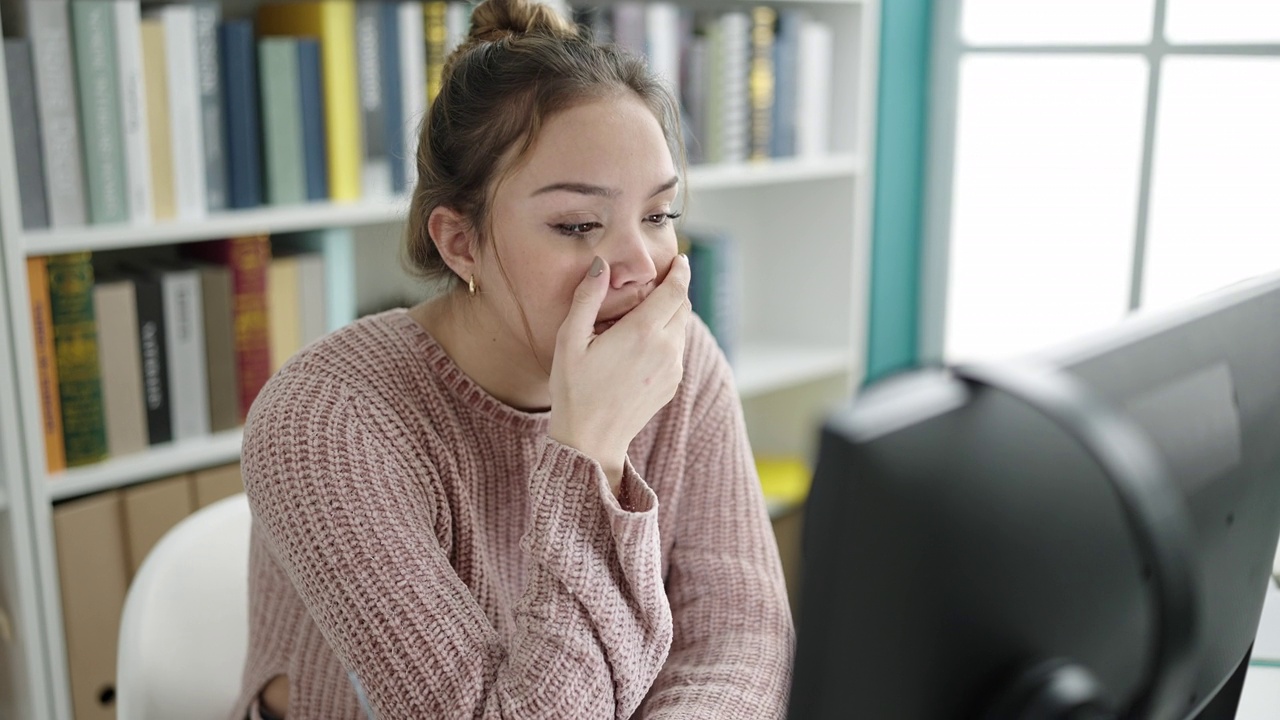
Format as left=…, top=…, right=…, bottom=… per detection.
left=117, top=493, right=252, bottom=720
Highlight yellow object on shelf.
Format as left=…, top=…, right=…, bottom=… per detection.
left=756, top=456, right=811, bottom=507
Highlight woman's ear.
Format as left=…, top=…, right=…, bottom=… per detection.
left=427, top=206, right=479, bottom=281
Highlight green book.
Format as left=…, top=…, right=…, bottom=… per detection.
left=47, top=253, right=108, bottom=467
left=70, top=0, right=129, bottom=224
left=258, top=37, right=306, bottom=205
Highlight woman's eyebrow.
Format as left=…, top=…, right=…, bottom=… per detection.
left=649, top=176, right=679, bottom=198
left=530, top=176, right=679, bottom=199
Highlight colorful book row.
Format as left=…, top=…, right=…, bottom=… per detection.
left=27, top=229, right=355, bottom=472
left=4, top=0, right=472, bottom=231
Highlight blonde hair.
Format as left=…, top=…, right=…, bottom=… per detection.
left=403, top=0, right=686, bottom=288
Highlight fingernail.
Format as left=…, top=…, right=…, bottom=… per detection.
left=589, top=256, right=604, bottom=277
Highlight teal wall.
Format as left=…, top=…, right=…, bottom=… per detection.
left=865, top=0, right=932, bottom=384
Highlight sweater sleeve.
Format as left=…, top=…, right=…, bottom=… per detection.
left=241, top=375, right=672, bottom=720
left=637, top=344, right=797, bottom=718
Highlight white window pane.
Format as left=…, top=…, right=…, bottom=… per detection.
left=1166, top=0, right=1280, bottom=44
left=961, top=0, right=1154, bottom=46
left=1142, top=58, right=1280, bottom=310
left=945, top=56, right=1149, bottom=363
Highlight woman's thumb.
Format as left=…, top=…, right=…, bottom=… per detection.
left=563, top=256, right=609, bottom=339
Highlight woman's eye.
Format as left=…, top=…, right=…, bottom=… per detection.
left=553, top=222, right=601, bottom=237
left=646, top=212, right=683, bottom=227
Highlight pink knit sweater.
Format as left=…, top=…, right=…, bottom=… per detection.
left=230, top=308, right=794, bottom=719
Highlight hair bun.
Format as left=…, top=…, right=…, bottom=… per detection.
left=467, top=0, right=577, bottom=44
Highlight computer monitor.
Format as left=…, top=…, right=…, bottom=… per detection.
left=788, top=271, right=1280, bottom=720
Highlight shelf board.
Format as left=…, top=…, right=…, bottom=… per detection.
left=19, top=155, right=861, bottom=255
left=687, top=154, right=862, bottom=191
left=734, top=344, right=853, bottom=399
left=45, top=428, right=244, bottom=502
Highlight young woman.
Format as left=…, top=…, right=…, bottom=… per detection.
left=232, top=0, right=793, bottom=717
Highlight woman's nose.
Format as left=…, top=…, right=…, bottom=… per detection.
left=605, top=226, right=658, bottom=289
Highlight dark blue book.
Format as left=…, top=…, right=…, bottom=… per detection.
left=378, top=3, right=405, bottom=193
left=770, top=10, right=802, bottom=158
left=297, top=39, right=328, bottom=201
left=219, top=19, right=263, bottom=209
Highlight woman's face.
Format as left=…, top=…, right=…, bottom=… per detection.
left=477, top=93, right=681, bottom=370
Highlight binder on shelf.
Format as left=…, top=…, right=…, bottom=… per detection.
left=5, top=39, right=50, bottom=230
left=258, top=0, right=362, bottom=202
left=47, top=252, right=108, bottom=468
left=192, top=463, right=244, bottom=508
left=93, top=276, right=148, bottom=456
left=122, top=474, right=195, bottom=579
left=27, top=257, right=66, bottom=473
left=219, top=19, right=264, bottom=210
left=53, top=490, right=130, bottom=720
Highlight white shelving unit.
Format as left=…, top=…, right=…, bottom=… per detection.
left=0, top=1, right=879, bottom=718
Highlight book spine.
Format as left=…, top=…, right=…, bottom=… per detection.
left=228, top=236, right=272, bottom=421
left=796, top=20, right=833, bottom=158
left=294, top=252, right=328, bottom=345
left=444, top=1, right=471, bottom=55
left=297, top=39, right=329, bottom=201
left=770, top=10, right=801, bottom=158
left=70, top=0, right=128, bottom=224
left=267, top=256, right=302, bottom=372
left=275, top=229, right=355, bottom=331
left=27, top=258, right=66, bottom=473
left=194, top=2, right=227, bottom=212
left=398, top=2, right=426, bottom=189
left=5, top=40, right=50, bottom=230
left=140, top=19, right=176, bottom=220
left=683, top=31, right=708, bottom=165
left=425, top=1, right=447, bottom=103
left=160, top=268, right=211, bottom=440
left=27, top=0, right=88, bottom=228
left=259, top=38, right=306, bottom=205
left=219, top=20, right=263, bottom=209
left=114, top=0, right=154, bottom=223
left=94, top=278, right=148, bottom=456
left=132, top=274, right=172, bottom=445
left=46, top=253, right=107, bottom=467
left=720, top=12, right=751, bottom=163
left=198, top=265, right=240, bottom=432
left=748, top=6, right=776, bottom=162
left=356, top=3, right=392, bottom=198
left=160, top=5, right=208, bottom=219
left=379, top=2, right=406, bottom=194
left=645, top=2, right=681, bottom=100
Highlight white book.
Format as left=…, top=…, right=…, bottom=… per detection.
left=159, top=266, right=210, bottom=441
left=295, top=252, right=327, bottom=347
left=645, top=2, right=680, bottom=101
left=796, top=20, right=833, bottom=159
left=114, top=0, right=153, bottom=224
left=399, top=1, right=427, bottom=188
left=26, top=0, right=88, bottom=227
left=157, top=4, right=207, bottom=219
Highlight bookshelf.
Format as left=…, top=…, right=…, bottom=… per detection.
left=0, top=1, right=879, bottom=719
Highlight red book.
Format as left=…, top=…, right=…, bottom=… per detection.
left=184, top=235, right=272, bottom=422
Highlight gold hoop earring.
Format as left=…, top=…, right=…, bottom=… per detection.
left=468, top=275, right=478, bottom=296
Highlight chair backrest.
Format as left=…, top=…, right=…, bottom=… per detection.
left=117, top=493, right=252, bottom=720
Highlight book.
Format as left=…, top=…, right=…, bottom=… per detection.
left=748, top=6, right=776, bottom=161
left=196, top=264, right=239, bottom=432
left=718, top=12, right=751, bottom=163
left=194, top=2, right=228, bottom=212
left=770, top=10, right=803, bottom=159
left=156, top=263, right=210, bottom=441
left=297, top=39, right=329, bottom=202
left=681, top=28, right=708, bottom=165
left=129, top=271, right=172, bottom=445
left=796, top=19, right=833, bottom=158
left=258, top=1, right=362, bottom=202
left=274, top=228, right=356, bottom=332
left=24, top=0, right=88, bottom=227
left=70, top=0, right=128, bottom=224
left=52, top=491, right=130, bottom=720
left=47, top=252, right=108, bottom=467
left=267, top=254, right=302, bottom=372
left=294, top=251, right=328, bottom=346
left=184, top=236, right=272, bottom=423
left=683, top=228, right=741, bottom=364
left=356, top=1, right=393, bottom=198
left=444, top=1, right=471, bottom=54
left=140, top=18, right=176, bottom=220
left=645, top=2, right=681, bottom=100
left=121, top=475, right=194, bottom=579
left=114, top=0, right=154, bottom=224
left=154, top=3, right=208, bottom=219
left=219, top=19, right=264, bottom=209
left=258, top=37, right=307, bottom=205
left=27, top=257, right=66, bottom=473
left=378, top=2, right=406, bottom=194
left=94, top=276, right=148, bottom=456
left=425, top=1, right=447, bottom=104
left=5, top=39, right=50, bottom=229
left=398, top=1, right=426, bottom=189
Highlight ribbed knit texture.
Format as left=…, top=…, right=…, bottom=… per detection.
left=230, top=308, right=794, bottom=719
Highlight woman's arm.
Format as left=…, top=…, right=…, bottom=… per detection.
left=637, top=334, right=797, bottom=718
left=242, top=372, right=672, bottom=719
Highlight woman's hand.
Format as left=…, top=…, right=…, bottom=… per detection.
left=548, top=254, right=692, bottom=495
